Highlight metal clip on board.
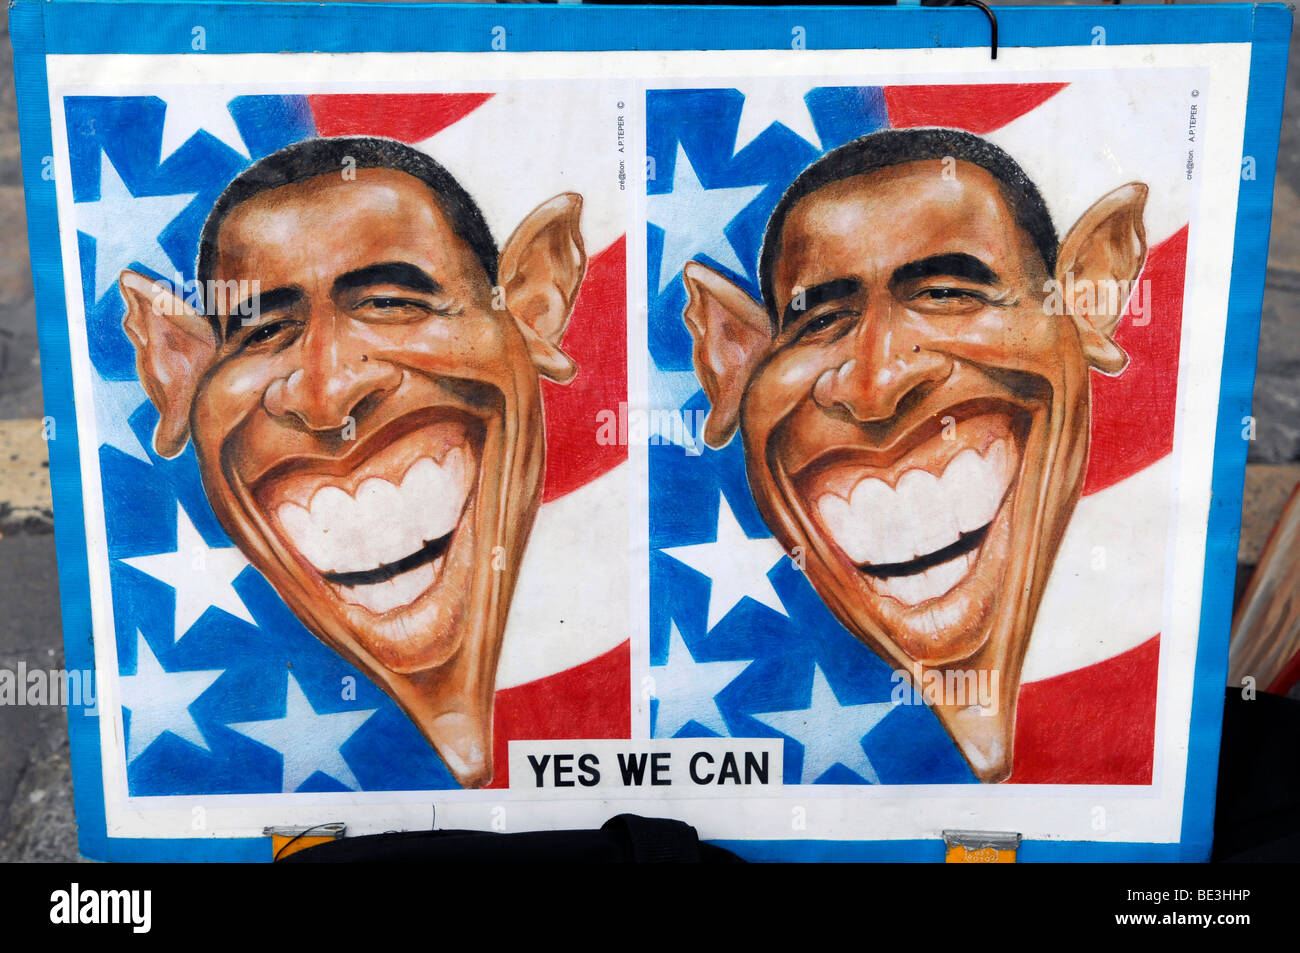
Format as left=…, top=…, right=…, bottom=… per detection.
left=913, top=0, right=1000, bottom=59
left=266, top=822, right=347, bottom=861
left=943, top=829, right=1021, bottom=863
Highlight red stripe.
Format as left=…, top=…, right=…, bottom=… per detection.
left=884, top=83, right=1068, bottom=134
left=541, top=237, right=628, bottom=502
left=1082, top=227, right=1188, bottom=495
left=486, top=641, right=631, bottom=789
left=1009, top=636, right=1159, bottom=784
left=307, top=93, right=493, bottom=142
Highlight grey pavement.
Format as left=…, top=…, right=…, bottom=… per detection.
left=0, top=1, right=1298, bottom=862
left=0, top=1, right=76, bottom=863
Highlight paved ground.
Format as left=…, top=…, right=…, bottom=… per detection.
left=0, top=1, right=1297, bottom=862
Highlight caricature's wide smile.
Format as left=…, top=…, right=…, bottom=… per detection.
left=787, top=403, right=1030, bottom=662
left=246, top=410, right=486, bottom=621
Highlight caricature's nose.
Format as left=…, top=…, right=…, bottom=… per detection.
left=264, top=318, right=401, bottom=432
left=813, top=307, right=953, bottom=423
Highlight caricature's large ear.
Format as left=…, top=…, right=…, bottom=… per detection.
left=681, top=261, right=772, bottom=449
left=119, top=269, right=217, bottom=458
left=498, top=192, right=586, bottom=384
left=1055, top=182, right=1148, bottom=375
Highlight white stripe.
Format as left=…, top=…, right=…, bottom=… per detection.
left=415, top=88, right=629, bottom=259
left=1022, top=456, right=1171, bottom=683
left=986, top=78, right=1196, bottom=253
left=496, top=463, right=629, bottom=689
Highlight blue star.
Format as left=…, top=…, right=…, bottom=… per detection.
left=157, top=90, right=250, bottom=161
left=752, top=665, right=896, bottom=783
left=119, top=503, right=256, bottom=642
left=648, top=364, right=704, bottom=452
left=119, top=630, right=223, bottom=763
left=661, top=492, right=788, bottom=630
left=227, top=673, right=376, bottom=792
left=731, top=81, right=821, bottom=154
left=648, top=145, right=764, bottom=292
left=74, top=153, right=197, bottom=300
left=91, top=365, right=151, bottom=464
left=652, top=623, right=752, bottom=737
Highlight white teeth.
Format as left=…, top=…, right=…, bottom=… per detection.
left=923, top=548, right=971, bottom=594
left=897, top=469, right=960, bottom=557
left=274, top=448, right=473, bottom=577
left=337, top=558, right=441, bottom=615
left=948, top=449, right=1002, bottom=534
left=866, top=549, right=978, bottom=607
left=815, top=437, right=1017, bottom=604
left=817, top=477, right=907, bottom=566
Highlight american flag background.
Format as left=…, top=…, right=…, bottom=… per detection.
left=645, top=81, right=1194, bottom=786
left=60, top=75, right=1197, bottom=800
left=65, top=89, right=632, bottom=795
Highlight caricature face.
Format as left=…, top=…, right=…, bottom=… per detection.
left=194, top=168, right=544, bottom=677
left=681, top=142, right=1143, bottom=778
left=750, top=161, right=1089, bottom=670
left=120, top=155, right=585, bottom=786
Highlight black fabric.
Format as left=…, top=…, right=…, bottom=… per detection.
left=1213, top=689, right=1300, bottom=861
left=279, top=814, right=744, bottom=863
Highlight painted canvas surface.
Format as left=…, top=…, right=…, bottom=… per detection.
left=65, top=88, right=630, bottom=795
left=10, top=0, right=1287, bottom=860
left=646, top=78, right=1194, bottom=787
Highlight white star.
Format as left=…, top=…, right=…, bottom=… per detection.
left=731, top=82, right=822, bottom=155
left=652, top=622, right=752, bottom=737
left=752, top=665, right=896, bottom=784
left=120, top=502, right=256, bottom=642
left=227, top=673, right=376, bottom=792
left=648, top=145, right=765, bottom=292
left=75, top=153, right=197, bottom=300
left=661, top=492, right=789, bottom=630
left=91, top=366, right=151, bottom=463
left=158, top=91, right=250, bottom=161
left=119, top=630, right=223, bottom=763
left=648, top=366, right=704, bottom=452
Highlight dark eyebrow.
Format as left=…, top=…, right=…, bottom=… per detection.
left=891, top=253, right=1000, bottom=287
left=782, top=277, right=862, bottom=328
left=226, top=286, right=302, bottom=339
left=331, top=261, right=442, bottom=297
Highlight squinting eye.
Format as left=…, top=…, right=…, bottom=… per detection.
left=242, top=319, right=293, bottom=347
left=795, top=310, right=855, bottom=341
left=915, top=288, right=986, bottom=304
left=361, top=296, right=432, bottom=313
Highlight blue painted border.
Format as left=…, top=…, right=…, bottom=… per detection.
left=1176, top=2, right=1292, bottom=863
left=11, top=0, right=109, bottom=863
left=9, top=1, right=1290, bottom=862
left=22, top=2, right=1275, bottom=55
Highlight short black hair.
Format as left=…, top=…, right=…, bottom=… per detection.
left=758, top=128, right=1057, bottom=324
left=196, top=136, right=497, bottom=330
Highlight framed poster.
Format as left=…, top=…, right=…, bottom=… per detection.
left=9, top=1, right=1290, bottom=861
